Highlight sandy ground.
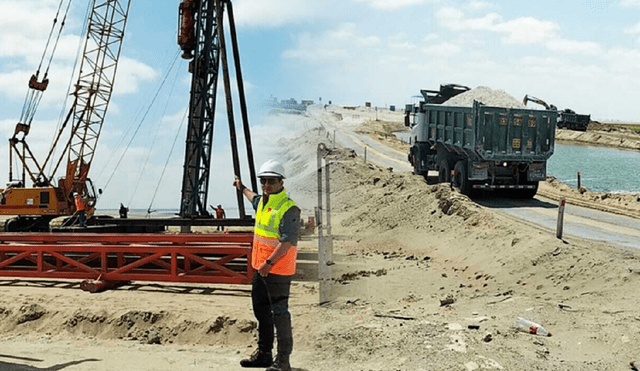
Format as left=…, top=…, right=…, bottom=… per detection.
left=1, top=106, right=640, bottom=370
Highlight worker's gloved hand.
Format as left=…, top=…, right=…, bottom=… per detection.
left=233, top=176, right=243, bottom=190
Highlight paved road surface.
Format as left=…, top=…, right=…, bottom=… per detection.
left=476, top=196, right=640, bottom=249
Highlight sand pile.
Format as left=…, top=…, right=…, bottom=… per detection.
left=443, top=86, right=526, bottom=108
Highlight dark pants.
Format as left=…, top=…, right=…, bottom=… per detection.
left=252, top=272, right=293, bottom=356
left=78, top=210, right=86, bottom=227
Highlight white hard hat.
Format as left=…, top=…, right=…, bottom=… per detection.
left=258, top=159, right=285, bottom=178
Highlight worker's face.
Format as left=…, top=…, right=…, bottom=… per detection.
left=260, top=177, right=283, bottom=195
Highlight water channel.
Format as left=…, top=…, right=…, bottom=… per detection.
left=548, top=143, right=640, bottom=193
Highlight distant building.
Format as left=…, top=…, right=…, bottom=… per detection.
left=263, top=96, right=314, bottom=112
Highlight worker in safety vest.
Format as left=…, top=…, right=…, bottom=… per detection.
left=73, top=192, right=86, bottom=227
left=233, top=159, right=300, bottom=371
left=215, top=204, right=226, bottom=231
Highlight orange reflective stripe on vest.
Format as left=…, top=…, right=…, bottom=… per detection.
left=252, top=234, right=297, bottom=275
left=252, top=190, right=297, bottom=275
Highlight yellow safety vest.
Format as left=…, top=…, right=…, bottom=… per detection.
left=253, top=190, right=298, bottom=275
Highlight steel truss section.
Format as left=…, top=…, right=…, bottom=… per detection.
left=0, top=233, right=254, bottom=286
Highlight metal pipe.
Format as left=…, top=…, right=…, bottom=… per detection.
left=225, top=0, right=257, bottom=193
left=216, top=0, right=245, bottom=218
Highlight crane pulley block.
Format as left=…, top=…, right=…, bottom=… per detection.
left=28, top=74, right=49, bottom=91
left=13, top=123, right=30, bottom=137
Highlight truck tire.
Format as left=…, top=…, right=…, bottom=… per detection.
left=453, top=161, right=472, bottom=195
left=438, top=160, right=451, bottom=183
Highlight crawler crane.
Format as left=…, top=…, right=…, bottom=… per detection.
left=1, top=0, right=131, bottom=231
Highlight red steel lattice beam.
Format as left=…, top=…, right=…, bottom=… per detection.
left=0, top=233, right=254, bottom=285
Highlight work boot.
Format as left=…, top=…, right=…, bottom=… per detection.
left=266, top=353, right=291, bottom=371
left=239, top=349, right=273, bottom=368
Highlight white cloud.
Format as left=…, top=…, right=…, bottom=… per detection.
left=545, top=38, right=603, bottom=55
left=437, top=8, right=559, bottom=45
left=605, top=47, right=640, bottom=74
left=436, top=7, right=502, bottom=31
left=422, top=42, right=461, bottom=57
left=328, top=23, right=381, bottom=47
left=353, top=0, right=433, bottom=10
left=424, top=33, right=439, bottom=42
left=112, top=57, right=158, bottom=96
left=232, top=0, right=327, bottom=27
left=625, top=22, right=640, bottom=42
left=282, top=33, right=350, bottom=62
left=283, top=23, right=380, bottom=63
left=625, top=22, right=640, bottom=33
left=468, top=1, right=495, bottom=11
left=621, top=0, right=640, bottom=6
left=494, top=17, right=559, bottom=44
left=389, top=41, right=417, bottom=50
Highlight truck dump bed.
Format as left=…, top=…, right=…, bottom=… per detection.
left=415, top=101, right=557, bottom=162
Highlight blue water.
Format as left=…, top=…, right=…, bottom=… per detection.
left=548, top=143, right=640, bottom=193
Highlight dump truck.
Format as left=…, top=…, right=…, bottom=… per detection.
left=557, top=109, right=590, bottom=131
left=407, top=91, right=557, bottom=198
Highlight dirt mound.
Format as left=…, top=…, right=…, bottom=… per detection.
left=326, top=153, right=490, bottom=236
left=0, top=301, right=255, bottom=346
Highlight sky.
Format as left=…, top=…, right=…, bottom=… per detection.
left=1, top=0, right=640, bottom=213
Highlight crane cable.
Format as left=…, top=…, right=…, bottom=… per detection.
left=146, top=107, right=188, bottom=217
left=127, top=52, right=183, bottom=207
left=99, top=50, right=182, bottom=194
left=19, top=0, right=74, bottom=128
left=94, top=47, right=180, bottom=182
left=46, top=1, right=93, bottom=176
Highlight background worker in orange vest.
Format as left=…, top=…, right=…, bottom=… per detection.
left=215, top=204, right=226, bottom=231
left=73, top=192, right=86, bottom=227
left=233, top=159, right=300, bottom=371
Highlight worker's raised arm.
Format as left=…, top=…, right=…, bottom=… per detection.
left=233, top=176, right=256, bottom=202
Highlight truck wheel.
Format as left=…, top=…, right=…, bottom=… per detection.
left=438, top=160, right=451, bottom=183
left=453, top=161, right=472, bottom=195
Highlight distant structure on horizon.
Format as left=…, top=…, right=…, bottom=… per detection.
left=263, top=95, right=315, bottom=112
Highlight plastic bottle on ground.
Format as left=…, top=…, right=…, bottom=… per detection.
left=514, top=317, right=552, bottom=337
